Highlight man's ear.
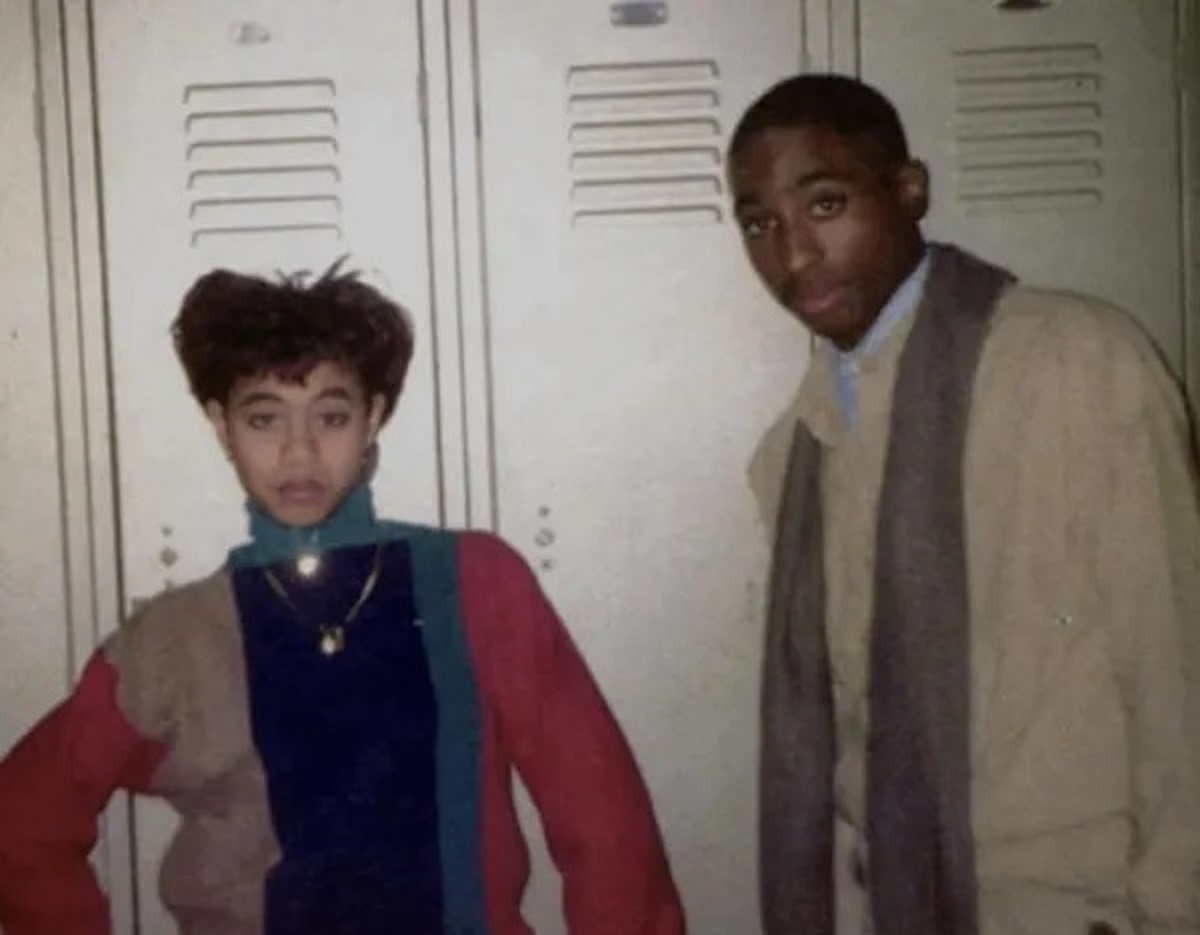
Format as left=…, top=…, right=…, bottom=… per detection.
left=205, top=400, right=233, bottom=459
left=894, top=159, right=930, bottom=222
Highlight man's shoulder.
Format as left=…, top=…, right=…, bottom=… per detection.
left=985, top=282, right=1181, bottom=426
left=992, top=283, right=1152, bottom=353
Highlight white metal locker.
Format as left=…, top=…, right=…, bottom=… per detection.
left=90, top=2, right=437, bottom=929
left=0, top=1, right=74, bottom=769
left=859, top=0, right=1187, bottom=372
left=469, top=2, right=808, bottom=930
left=9, top=1, right=1190, bottom=933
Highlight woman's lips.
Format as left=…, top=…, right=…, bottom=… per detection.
left=278, top=480, right=325, bottom=504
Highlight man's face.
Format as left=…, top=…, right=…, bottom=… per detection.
left=728, top=124, right=928, bottom=349
left=207, top=359, right=384, bottom=528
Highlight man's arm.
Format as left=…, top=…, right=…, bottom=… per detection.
left=1091, top=336, right=1200, bottom=934
left=458, top=533, right=686, bottom=935
left=0, top=651, right=164, bottom=935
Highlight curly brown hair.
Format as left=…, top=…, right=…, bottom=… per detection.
left=172, top=259, right=414, bottom=422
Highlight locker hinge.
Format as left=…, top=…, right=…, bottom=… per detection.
left=417, top=69, right=428, bottom=128
left=32, top=88, right=44, bottom=153
left=1180, top=0, right=1196, bottom=91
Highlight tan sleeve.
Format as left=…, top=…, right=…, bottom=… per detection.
left=1087, top=322, right=1200, bottom=933
left=749, top=395, right=807, bottom=539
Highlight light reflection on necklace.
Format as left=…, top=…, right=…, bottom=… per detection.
left=296, top=551, right=321, bottom=578
left=261, top=544, right=384, bottom=656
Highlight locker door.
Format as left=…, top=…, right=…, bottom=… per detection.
left=471, top=3, right=806, bottom=929
left=858, top=0, right=1185, bottom=371
left=91, top=2, right=436, bottom=929
left=0, top=2, right=72, bottom=753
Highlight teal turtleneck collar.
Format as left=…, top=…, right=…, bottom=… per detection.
left=226, top=483, right=382, bottom=569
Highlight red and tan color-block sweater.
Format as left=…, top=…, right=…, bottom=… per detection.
left=0, top=500, right=684, bottom=935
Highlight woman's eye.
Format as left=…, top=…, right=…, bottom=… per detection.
left=246, top=412, right=277, bottom=430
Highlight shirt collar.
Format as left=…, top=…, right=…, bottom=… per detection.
left=792, top=246, right=932, bottom=444
left=226, top=482, right=380, bottom=570
left=838, top=246, right=931, bottom=366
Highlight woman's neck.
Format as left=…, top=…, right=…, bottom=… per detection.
left=227, top=484, right=379, bottom=569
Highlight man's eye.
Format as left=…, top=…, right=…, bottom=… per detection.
left=738, top=214, right=773, bottom=239
left=810, top=193, right=847, bottom=219
left=319, top=411, right=351, bottom=428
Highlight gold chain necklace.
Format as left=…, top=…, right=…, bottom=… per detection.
left=261, top=544, right=385, bottom=656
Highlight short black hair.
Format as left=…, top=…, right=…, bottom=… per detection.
left=172, top=259, right=413, bottom=423
left=729, top=73, right=910, bottom=165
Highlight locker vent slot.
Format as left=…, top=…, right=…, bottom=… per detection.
left=567, top=59, right=725, bottom=226
left=951, top=43, right=1104, bottom=214
left=183, top=78, right=343, bottom=247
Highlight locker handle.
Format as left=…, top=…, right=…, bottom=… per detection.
left=994, top=0, right=1053, bottom=9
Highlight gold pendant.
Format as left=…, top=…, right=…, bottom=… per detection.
left=318, top=625, right=345, bottom=656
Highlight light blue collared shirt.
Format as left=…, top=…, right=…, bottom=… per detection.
left=833, top=248, right=932, bottom=427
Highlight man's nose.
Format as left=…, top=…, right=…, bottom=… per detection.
left=776, top=219, right=819, bottom=276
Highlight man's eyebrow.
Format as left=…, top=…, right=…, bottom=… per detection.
left=789, top=168, right=849, bottom=189
left=733, top=169, right=851, bottom=213
left=733, top=193, right=761, bottom=213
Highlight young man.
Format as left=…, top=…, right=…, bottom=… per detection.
left=729, top=74, right=1200, bottom=935
left=0, top=265, right=685, bottom=935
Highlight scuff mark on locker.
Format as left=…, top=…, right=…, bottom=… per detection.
left=229, top=21, right=272, bottom=46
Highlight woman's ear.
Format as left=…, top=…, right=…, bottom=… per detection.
left=205, top=400, right=233, bottom=459
left=366, top=394, right=385, bottom=440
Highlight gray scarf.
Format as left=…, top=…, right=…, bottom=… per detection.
left=759, top=243, right=1015, bottom=935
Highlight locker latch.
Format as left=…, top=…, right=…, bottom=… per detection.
left=610, top=2, right=669, bottom=27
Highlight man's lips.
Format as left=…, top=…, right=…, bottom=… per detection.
left=779, top=277, right=848, bottom=320
left=798, top=285, right=847, bottom=319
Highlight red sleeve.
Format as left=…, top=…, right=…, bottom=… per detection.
left=0, top=651, right=165, bottom=935
left=458, top=532, right=686, bottom=935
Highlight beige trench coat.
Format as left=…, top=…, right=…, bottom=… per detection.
left=751, top=285, right=1200, bottom=935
